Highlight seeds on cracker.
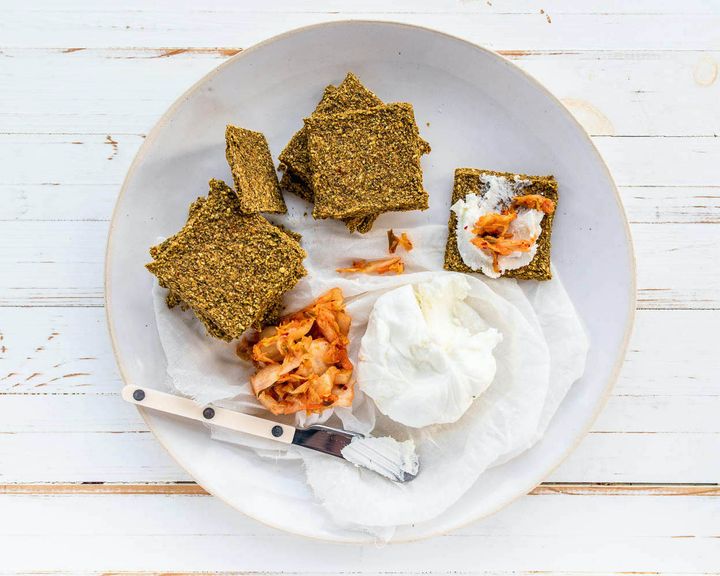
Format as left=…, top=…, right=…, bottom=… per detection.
left=279, top=73, right=383, bottom=202
left=307, top=103, right=428, bottom=220
left=345, top=213, right=379, bottom=234
left=278, top=73, right=430, bottom=234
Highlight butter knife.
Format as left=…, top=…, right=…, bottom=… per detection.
left=121, top=385, right=417, bottom=482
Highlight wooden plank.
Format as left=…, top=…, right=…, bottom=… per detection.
left=1, top=49, right=718, bottom=137
left=2, top=308, right=717, bottom=398
left=0, top=134, right=141, bottom=186
left=0, top=483, right=209, bottom=495
left=1, top=7, right=719, bottom=50
left=3, top=482, right=720, bottom=497
left=549, top=431, right=720, bottom=483
left=0, top=572, right=714, bottom=576
left=0, top=395, right=148, bottom=433
left=4, top=183, right=719, bottom=225
left=2, top=218, right=719, bottom=309
left=4, top=0, right=719, bottom=16
left=0, top=307, right=118, bottom=393
left=620, top=186, right=720, bottom=225
left=0, top=490, right=718, bottom=573
left=618, top=310, right=720, bottom=397
left=0, top=426, right=715, bottom=484
left=0, top=432, right=191, bottom=483
left=0, top=572, right=713, bottom=576
left=0, top=184, right=119, bottom=222
left=0, top=134, right=716, bottom=188
left=0, top=220, right=107, bottom=307
left=3, top=385, right=719, bottom=435
left=532, top=483, right=720, bottom=496
left=633, top=222, right=720, bottom=310
left=607, top=394, right=720, bottom=428
left=593, top=136, right=720, bottom=188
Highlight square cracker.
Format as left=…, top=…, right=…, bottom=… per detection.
left=279, top=73, right=430, bottom=233
left=225, top=125, right=286, bottom=214
left=146, top=179, right=305, bottom=340
left=157, top=194, right=292, bottom=339
left=443, top=168, right=558, bottom=281
left=306, top=103, right=429, bottom=220
left=279, top=74, right=383, bottom=196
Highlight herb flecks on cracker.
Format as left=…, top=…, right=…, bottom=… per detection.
left=278, top=72, right=430, bottom=234
left=146, top=179, right=306, bottom=341
left=444, top=169, right=558, bottom=281
left=225, top=125, right=286, bottom=214
left=279, top=73, right=383, bottom=202
left=307, top=103, right=429, bottom=220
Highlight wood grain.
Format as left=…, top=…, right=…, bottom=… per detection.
left=3, top=217, right=719, bottom=309
left=0, top=489, right=719, bottom=573
left=2, top=482, right=718, bottom=496
left=2, top=2, right=719, bottom=50
left=2, top=1, right=719, bottom=573
left=2, top=49, right=717, bottom=137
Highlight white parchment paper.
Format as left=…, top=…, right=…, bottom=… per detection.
left=152, top=222, right=588, bottom=534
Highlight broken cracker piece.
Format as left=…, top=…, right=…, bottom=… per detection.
left=344, top=213, right=379, bottom=234
left=225, top=125, right=286, bottom=214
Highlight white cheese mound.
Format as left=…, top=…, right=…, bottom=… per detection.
left=357, top=275, right=502, bottom=428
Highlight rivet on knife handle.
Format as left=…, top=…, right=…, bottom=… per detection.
left=121, top=385, right=294, bottom=444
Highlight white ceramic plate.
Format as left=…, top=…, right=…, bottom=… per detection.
left=106, top=21, right=635, bottom=542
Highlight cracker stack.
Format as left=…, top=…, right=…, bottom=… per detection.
left=279, top=73, right=430, bottom=233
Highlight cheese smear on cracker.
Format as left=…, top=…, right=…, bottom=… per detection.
left=451, top=174, right=545, bottom=278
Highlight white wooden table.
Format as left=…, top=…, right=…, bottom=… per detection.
left=2, top=1, right=719, bottom=573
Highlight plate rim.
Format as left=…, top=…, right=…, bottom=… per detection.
left=104, top=19, right=637, bottom=543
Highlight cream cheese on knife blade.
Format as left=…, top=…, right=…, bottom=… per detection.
left=341, top=436, right=419, bottom=481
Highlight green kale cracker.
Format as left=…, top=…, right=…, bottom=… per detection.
left=306, top=103, right=428, bottom=219
left=146, top=179, right=305, bottom=340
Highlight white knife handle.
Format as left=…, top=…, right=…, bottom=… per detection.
left=121, top=385, right=295, bottom=445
